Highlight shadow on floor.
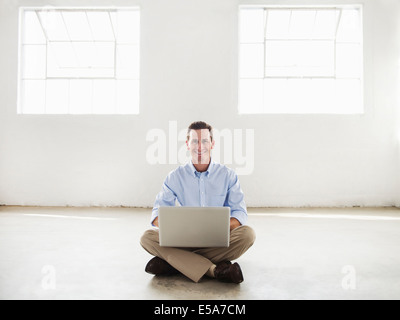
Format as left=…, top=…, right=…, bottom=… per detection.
left=148, top=274, right=242, bottom=299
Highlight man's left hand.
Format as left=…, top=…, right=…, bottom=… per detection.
left=230, top=218, right=241, bottom=231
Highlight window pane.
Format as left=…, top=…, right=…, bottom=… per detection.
left=47, top=42, right=78, bottom=77
left=286, top=79, right=312, bottom=112
left=263, top=79, right=287, bottom=113
left=46, top=80, right=69, bottom=114
left=313, top=10, right=338, bottom=39
left=19, top=8, right=139, bottom=114
left=304, top=41, right=335, bottom=75
left=110, top=10, right=140, bottom=44
left=75, top=42, right=115, bottom=76
left=87, top=12, right=115, bottom=41
left=23, top=11, right=46, bottom=44
left=20, top=80, right=46, bottom=114
left=240, top=44, right=264, bottom=78
left=239, top=79, right=263, bottom=114
left=337, top=9, right=361, bottom=43
left=240, top=9, right=264, bottom=43
left=62, top=11, right=92, bottom=41
left=335, top=79, right=362, bottom=113
left=266, top=10, right=290, bottom=39
left=289, top=10, right=316, bottom=39
left=239, top=6, right=362, bottom=114
left=69, top=80, right=93, bottom=114
left=73, top=42, right=96, bottom=68
left=93, top=80, right=116, bottom=114
left=38, top=11, right=69, bottom=41
left=265, top=40, right=334, bottom=77
left=22, top=45, right=46, bottom=79
left=116, top=44, right=140, bottom=79
left=116, top=80, right=139, bottom=114
left=336, top=43, right=362, bottom=78
left=265, top=41, right=292, bottom=72
left=307, top=79, right=335, bottom=113
left=47, top=42, right=115, bottom=78
left=264, top=79, right=337, bottom=114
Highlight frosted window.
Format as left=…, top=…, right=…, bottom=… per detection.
left=240, top=44, right=264, bottom=78
left=23, top=12, right=46, bottom=44
left=239, top=9, right=264, bottom=43
left=266, top=10, right=291, bottom=39
left=87, top=12, right=115, bottom=41
left=20, top=80, right=46, bottom=114
left=265, top=40, right=335, bottom=77
left=116, top=45, right=140, bottom=79
left=313, top=10, right=339, bottom=39
left=239, top=79, right=264, bottom=114
left=93, top=80, right=116, bottom=114
left=239, top=79, right=264, bottom=113
left=46, top=80, right=69, bottom=114
left=289, top=10, right=316, bottom=39
left=18, top=8, right=140, bottom=115
left=69, top=80, right=93, bottom=114
left=22, top=45, right=46, bottom=79
left=116, top=80, right=139, bottom=114
left=239, top=6, right=363, bottom=114
left=62, top=12, right=92, bottom=41
left=38, top=11, right=69, bottom=41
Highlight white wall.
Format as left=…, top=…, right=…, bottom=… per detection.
left=0, top=0, right=399, bottom=207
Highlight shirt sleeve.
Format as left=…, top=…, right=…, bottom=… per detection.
left=225, top=170, right=248, bottom=226
left=150, top=174, right=177, bottom=226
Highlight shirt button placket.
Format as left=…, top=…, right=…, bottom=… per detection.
left=200, top=175, right=205, bottom=207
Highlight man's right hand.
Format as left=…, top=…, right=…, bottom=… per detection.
left=152, top=217, right=159, bottom=227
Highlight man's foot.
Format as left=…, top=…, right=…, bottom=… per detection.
left=214, top=262, right=244, bottom=284
left=206, top=261, right=232, bottom=278
left=145, top=257, right=180, bottom=276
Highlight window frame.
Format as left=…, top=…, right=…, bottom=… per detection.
left=238, top=4, right=364, bottom=115
left=17, top=6, right=140, bottom=115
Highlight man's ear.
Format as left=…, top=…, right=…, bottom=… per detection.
left=211, top=139, right=215, bottom=149
left=186, top=140, right=190, bottom=150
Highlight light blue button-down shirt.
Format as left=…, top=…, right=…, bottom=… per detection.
left=151, top=160, right=248, bottom=226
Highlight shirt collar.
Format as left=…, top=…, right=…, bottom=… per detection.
left=188, top=158, right=215, bottom=178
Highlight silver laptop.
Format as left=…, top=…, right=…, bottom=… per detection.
left=158, top=206, right=230, bottom=248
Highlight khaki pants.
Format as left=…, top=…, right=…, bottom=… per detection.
left=140, top=225, right=256, bottom=283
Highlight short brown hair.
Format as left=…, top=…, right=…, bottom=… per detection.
left=187, top=121, right=213, bottom=141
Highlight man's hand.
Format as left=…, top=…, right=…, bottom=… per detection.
left=230, top=218, right=241, bottom=231
left=152, top=217, right=159, bottom=227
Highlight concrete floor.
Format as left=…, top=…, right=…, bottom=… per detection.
left=0, top=206, right=400, bottom=300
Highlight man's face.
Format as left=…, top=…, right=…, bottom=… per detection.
left=186, top=129, right=215, bottom=165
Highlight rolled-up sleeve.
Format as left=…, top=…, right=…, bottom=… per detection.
left=151, top=175, right=177, bottom=226
left=225, top=171, right=248, bottom=226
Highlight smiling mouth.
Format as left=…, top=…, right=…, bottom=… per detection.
left=196, top=151, right=207, bottom=155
